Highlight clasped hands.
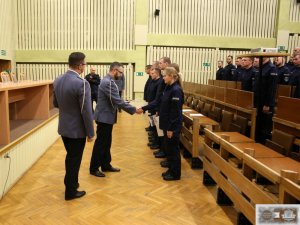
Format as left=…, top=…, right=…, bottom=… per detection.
left=136, top=108, right=144, bottom=114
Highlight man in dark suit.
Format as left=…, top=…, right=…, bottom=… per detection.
left=53, top=52, right=95, bottom=200
left=89, top=62, right=141, bottom=177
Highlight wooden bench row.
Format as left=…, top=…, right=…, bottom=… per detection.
left=203, top=128, right=300, bottom=225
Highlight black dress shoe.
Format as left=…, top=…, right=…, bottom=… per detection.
left=153, top=150, right=160, bottom=155
left=163, top=174, right=180, bottom=181
left=160, top=160, right=169, bottom=168
left=77, top=183, right=80, bottom=189
left=65, top=191, right=86, bottom=201
left=145, top=126, right=151, bottom=131
left=102, top=167, right=120, bottom=172
left=150, top=144, right=160, bottom=149
left=155, top=152, right=166, bottom=158
left=162, top=170, right=170, bottom=177
left=90, top=170, right=106, bottom=177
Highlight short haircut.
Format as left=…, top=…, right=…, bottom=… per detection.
left=152, top=61, right=159, bottom=68
left=110, top=61, right=121, bottom=71
left=236, top=56, right=242, bottom=60
left=227, top=55, right=233, bottom=59
left=151, top=67, right=161, bottom=75
left=68, top=52, right=85, bottom=67
left=170, top=63, right=180, bottom=73
left=146, top=65, right=152, bottom=69
left=218, top=60, right=223, bottom=63
left=160, top=57, right=171, bottom=65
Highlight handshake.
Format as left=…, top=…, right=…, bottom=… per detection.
left=135, top=108, right=144, bottom=114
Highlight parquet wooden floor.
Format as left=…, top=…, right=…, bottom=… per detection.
left=0, top=110, right=236, bottom=225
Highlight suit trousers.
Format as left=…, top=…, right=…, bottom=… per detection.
left=62, top=136, right=86, bottom=195
left=164, top=131, right=181, bottom=178
left=90, top=122, right=113, bottom=172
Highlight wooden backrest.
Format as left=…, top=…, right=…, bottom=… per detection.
left=214, top=80, right=220, bottom=86
left=202, top=103, right=212, bottom=116
left=272, top=129, right=295, bottom=155
left=277, top=96, right=300, bottom=124
left=219, top=80, right=227, bottom=87
left=225, top=88, right=238, bottom=105
left=186, top=96, right=193, bottom=107
left=276, top=85, right=292, bottom=99
left=194, top=83, right=201, bottom=93
left=196, top=100, right=205, bottom=113
left=236, top=81, right=242, bottom=90
left=221, top=110, right=234, bottom=131
left=200, top=84, right=208, bottom=96
left=207, top=85, right=215, bottom=98
left=237, top=90, right=253, bottom=109
left=226, top=81, right=236, bottom=89
left=208, top=79, right=214, bottom=85
left=191, top=98, right=199, bottom=109
left=215, top=86, right=225, bottom=101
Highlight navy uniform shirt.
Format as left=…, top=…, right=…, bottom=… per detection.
left=223, top=64, right=236, bottom=81
left=254, top=61, right=278, bottom=107
left=216, top=68, right=225, bottom=80
left=289, top=67, right=300, bottom=98
left=232, top=66, right=243, bottom=81
left=238, top=66, right=257, bottom=92
left=145, top=77, right=163, bottom=114
left=159, top=82, right=184, bottom=136
left=286, top=61, right=295, bottom=73
left=85, top=73, right=100, bottom=95
left=277, top=65, right=290, bottom=85
left=143, top=75, right=151, bottom=101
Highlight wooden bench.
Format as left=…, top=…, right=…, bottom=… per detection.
left=203, top=128, right=300, bottom=225
left=180, top=109, right=219, bottom=168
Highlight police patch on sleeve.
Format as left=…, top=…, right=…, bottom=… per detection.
left=172, top=97, right=180, bottom=101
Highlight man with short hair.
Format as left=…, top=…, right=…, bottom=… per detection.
left=289, top=54, right=300, bottom=98
left=239, top=57, right=256, bottom=91
left=53, top=52, right=95, bottom=200
left=233, top=57, right=243, bottom=81
left=89, top=62, right=141, bottom=177
left=216, top=60, right=225, bottom=80
left=85, top=66, right=100, bottom=112
left=224, top=55, right=236, bottom=80
left=274, top=57, right=290, bottom=85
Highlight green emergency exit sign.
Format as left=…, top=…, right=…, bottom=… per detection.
left=136, top=72, right=144, bottom=76
left=203, top=62, right=211, bottom=67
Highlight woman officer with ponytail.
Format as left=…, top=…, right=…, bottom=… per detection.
left=159, top=67, right=184, bottom=181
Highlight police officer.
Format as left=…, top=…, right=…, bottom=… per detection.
left=238, top=57, right=256, bottom=91
left=159, top=67, right=183, bottom=181
left=146, top=67, right=163, bottom=149
left=233, top=57, right=243, bottom=81
left=85, top=66, right=100, bottom=112
left=216, top=60, right=225, bottom=80
left=254, top=57, right=278, bottom=143
left=274, top=57, right=290, bottom=85
left=289, top=54, right=300, bottom=98
left=224, top=55, right=236, bottom=80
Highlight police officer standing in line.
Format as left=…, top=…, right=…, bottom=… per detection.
left=53, top=52, right=95, bottom=200
left=224, top=55, right=236, bottom=80
left=254, top=57, right=278, bottom=143
left=85, top=66, right=100, bottom=112
left=89, top=62, right=142, bottom=178
left=274, top=57, right=290, bottom=85
left=233, top=57, right=243, bottom=81
left=146, top=67, right=163, bottom=149
left=238, top=57, right=257, bottom=91
left=289, top=54, right=300, bottom=98
left=143, top=65, right=152, bottom=131
left=148, top=67, right=183, bottom=181
left=216, top=60, right=225, bottom=80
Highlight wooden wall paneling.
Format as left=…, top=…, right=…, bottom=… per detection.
left=0, top=91, right=10, bottom=145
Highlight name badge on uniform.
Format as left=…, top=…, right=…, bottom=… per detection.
left=172, top=97, right=180, bottom=101
left=270, top=72, right=277, bottom=76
